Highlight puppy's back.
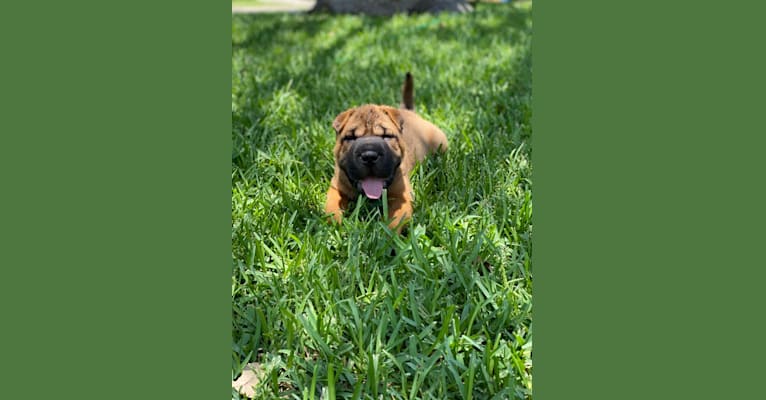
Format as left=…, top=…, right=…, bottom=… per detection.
left=400, top=109, right=448, bottom=165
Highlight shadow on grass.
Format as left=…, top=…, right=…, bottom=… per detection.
left=232, top=4, right=531, bottom=128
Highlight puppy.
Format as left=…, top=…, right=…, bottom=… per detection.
left=325, top=73, right=448, bottom=233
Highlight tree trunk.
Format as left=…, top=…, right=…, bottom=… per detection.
left=311, top=0, right=473, bottom=15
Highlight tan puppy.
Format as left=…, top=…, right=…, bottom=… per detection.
left=325, top=73, right=448, bottom=233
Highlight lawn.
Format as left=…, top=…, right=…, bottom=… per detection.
left=232, top=3, right=532, bottom=399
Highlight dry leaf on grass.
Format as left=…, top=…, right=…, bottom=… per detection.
left=232, top=362, right=264, bottom=399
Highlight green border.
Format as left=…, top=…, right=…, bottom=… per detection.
left=534, top=1, right=766, bottom=398
left=1, top=1, right=230, bottom=398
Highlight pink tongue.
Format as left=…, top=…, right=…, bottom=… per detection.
left=361, top=178, right=385, bottom=199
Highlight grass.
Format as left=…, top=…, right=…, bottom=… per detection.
left=232, top=3, right=532, bottom=399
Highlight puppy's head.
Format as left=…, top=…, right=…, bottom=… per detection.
left=332, top=104, right=404, bottom=200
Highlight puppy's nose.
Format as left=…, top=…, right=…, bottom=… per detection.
left=360, top=150, right=380, bottom=164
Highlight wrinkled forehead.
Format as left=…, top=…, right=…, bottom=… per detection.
left=347, top=106, right=394, bottom=131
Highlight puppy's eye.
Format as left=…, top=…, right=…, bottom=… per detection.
left=342, top=129, right=357, bottom=141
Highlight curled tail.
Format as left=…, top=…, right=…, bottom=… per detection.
left=400, top=72, right=414, bottom=110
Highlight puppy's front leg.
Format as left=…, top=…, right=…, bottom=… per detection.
left=387, top=194, right=413, bottom=234
left=325, top=186, right=348, bottom=224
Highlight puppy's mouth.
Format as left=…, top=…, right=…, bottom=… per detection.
left=343, top=168, right=399, bottom=200
left=359, top=178, right=386, bottom=200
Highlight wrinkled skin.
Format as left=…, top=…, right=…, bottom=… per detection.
left=336, top=108, right=403, bottom=194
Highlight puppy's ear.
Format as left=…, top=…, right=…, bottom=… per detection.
left=380, top=106, right=403, bottom=132
left=333, top=108, right=354, bottom=135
